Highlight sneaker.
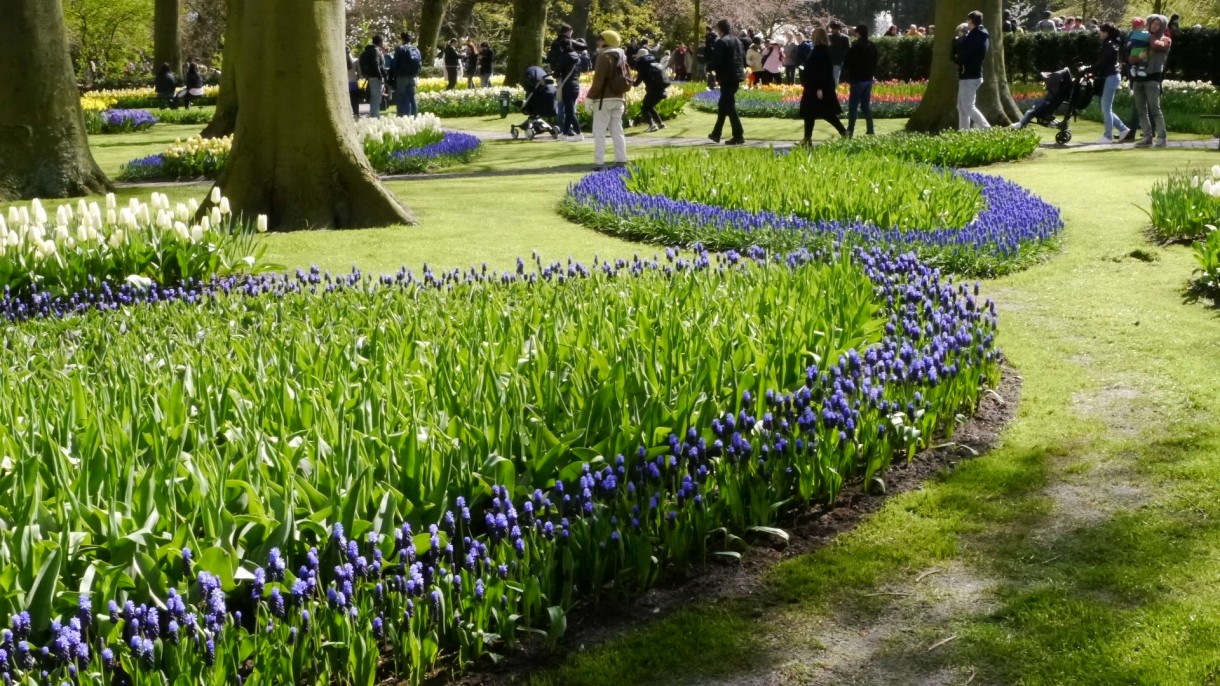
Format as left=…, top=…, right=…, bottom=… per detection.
left=1119, top=129, right=1137, bottom=143
left=725, top=137, right=745, bottom=146
left=1094, top=136, right=1113, bottom=145
left=646, top=124, right=659, bottom=133
left=592, top=165, right=605, bottom=172
left=658, top=123, right=666, bottom=130
left=708, top=133, right=721, bottom=143
left=571, top=133, right=585, bottom=142
left=1153, top=138, right=1167, bottom=148
left=1010, top=123, right=1023, bottom=130
left=1134, top=138, right=1153, bottom=148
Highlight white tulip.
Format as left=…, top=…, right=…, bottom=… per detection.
left=210, top=207, right=222, bottom=226
left=210, top=186, right=222, bottom=204
left=218, top=197, right=231, bottom=215
left=105, top=193, right=117, bottom=210
left=257, top=215, right=268, bottom=233
left=190, top=225, right=205, bottom=243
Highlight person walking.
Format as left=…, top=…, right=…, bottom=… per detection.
left=346, top=51, right=362, bottom=117
left=478, top=42, right=495, bottom=88
left=633, top=49, right=669, bottom=132
left=393, top=32, right=423, bottom=117
left=360, top=35, right=387, bottom=117
left=746, top=37, right=764, bottom=88
left=761, top=38, right=784, bottom=86
left=954, top=12, right=991, bottom=131
left=798, top=27, right=848, bottom=144
left=464, top=39, right=479, bottom=88
left=1131, top=14, right=1172, bottom=147
left=553, top=37, right=585, bottom=140
left=443, top=38, right=462, bottom=90
left=843, top=24, right=878, bottom=137
left=703, top=24, right=718, bottom=88
left=587, top=30, right=631, bottom=170
left=828, top=21, right=850, bottom=85
left=708, top=18, right=746, bottom=145
left=1088, top=23, right=1130, bottom=143
left=1036, top=10, right=1057, bottom=32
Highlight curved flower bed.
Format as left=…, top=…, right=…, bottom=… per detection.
left=83, top=108, right=159, bottom=134
left=0, top=245, right=1000, bottom=686
left=562, top=166, right=1062, bottom=277
left=690, top=82, right=1042, bottom=119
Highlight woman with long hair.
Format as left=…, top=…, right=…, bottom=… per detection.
left=1091, top=23, right=1130, bottom=143
left=798, top=28, right=847, bottom=144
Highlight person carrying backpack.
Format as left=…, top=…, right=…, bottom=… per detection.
left=552, top=38, right=585, bottom=140
left=360, top=35, right=387, bottom=117
left=394, top=32, right=423, bottom=117
left=633, top=49, right=669, bottom=132
left=587, top=30, right=632, bottom=170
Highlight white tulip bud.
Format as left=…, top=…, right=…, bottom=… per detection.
left=257, top=215, right=268, bottom=233
left=218, top=197, right=231, bottom=215
left=106, top=192, right=117, bottom=210
left=210, top=186, right=222, bottom=204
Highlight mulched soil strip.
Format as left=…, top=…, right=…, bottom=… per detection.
left=428, top=363, right=1023, bottom=686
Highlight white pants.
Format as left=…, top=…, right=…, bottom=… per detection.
left=957, top=78, right=990, bottom=131
left=589, top=98, right=627, bottom=165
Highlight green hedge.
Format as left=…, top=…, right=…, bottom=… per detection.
left=871, top=29, right=1220, bottom=85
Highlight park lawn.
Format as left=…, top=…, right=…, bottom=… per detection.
left=522, top=143, right=1220, bottom=685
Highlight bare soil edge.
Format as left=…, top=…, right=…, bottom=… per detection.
left=432, top=363, right=1023, bottom=686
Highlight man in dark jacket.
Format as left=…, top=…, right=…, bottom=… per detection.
left=828, top=21, right=850, bottom=84
left=443, top=38, right=462, bottom=90
left=360, top=35, right=387, bottom=117
left=702, top=25, right=718, bottom=87
left=954, top=12, right=991, bottom=130
left=843, top=25, right=878, bottom=136
left=547, top=24, right=573, bottom=67
left=552, top=38, right=585, bottom=140
left=708, top=18, right=745, bottom=145
left=393, top=32, right=422, bottom=116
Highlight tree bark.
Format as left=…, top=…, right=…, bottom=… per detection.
left=570, top=0, right=592, bottom=44
left=154, top=0, right=182, bottom=75
left=418, top=0, right=448, bottom=69
left=0, top=0, right=110, bottom=201
left=212, top=0, right=414, bottom=231
left=202, top=0, right=242, bottom=138
left=906, top=0, right=1018, bottom=132
left=503, top=0, right=547, bottom=87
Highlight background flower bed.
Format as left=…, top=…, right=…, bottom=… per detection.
left=417, top=85, right=692, bottom=126
left=561, top=131, right=1056, bottom=277
left=0, top=245, right=999, bottom=685
left=1078, top=81, right=1220, bottom=135
left=690, top=81, right=1042, bottom=120
left=118, top=115, right=481, bottom=180
left=81, top=85, right=220, bottom=109
left=0, top=189, right=267, bottom=297
left=83, top=108, right=158, bottom=134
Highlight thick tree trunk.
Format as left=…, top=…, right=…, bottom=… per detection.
left=503, top=0, right=547, bottom=87
left=570, top=0, right=592, bottom=44
left=154, top=0, right=182, bottom=76
left=212, top=0, right=414, bottom=231
left=447, top=0, right=477, bottom=41
left=907, top=0, right=1018, bottom=132
left=0, top=0, right=110, bottom=201
left=202, top=0, right=242, bottom=138
left=418, top=0, right=448, bottom=69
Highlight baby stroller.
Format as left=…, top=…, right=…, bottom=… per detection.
left=1025, top=66, right=1097, bottom=145
left=510, top=66, right=559, bottom=140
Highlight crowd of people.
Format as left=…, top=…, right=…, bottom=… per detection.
left=350, top=32, right=496, bottom=119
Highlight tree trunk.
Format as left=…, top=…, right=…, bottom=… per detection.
left=418, top=0, right=448, bottom=70
left=154, top=0, right=182, bottom=76
left=212, top=0, right=414, bottom=231
left=907, top=0, right=1018, bottom=132
left=503, top=0, right=547, bottom=87
left=202, top=0, right=242, bottom=138
left=570, top=0, right=592, bottom=44
left=447, top=0, right=477, bottom=41
left=0, top=0, right=110, bottom=201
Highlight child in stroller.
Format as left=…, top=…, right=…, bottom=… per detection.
left=510, top=66, right=560, bottom=140
left=1010, top=66, right=1097, bottom=145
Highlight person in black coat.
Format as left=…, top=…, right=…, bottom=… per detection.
left=478, top=42, right=495, bottom=88
left=702, top=25, right=718, bottom=87
left=552, top=38, right=585, bottom=139
left=953, top=12, right=991, bottom=130
left=633, top=49, right=669, bottom=132
left=443, top=38, right=462, bottom=90
left=843, top=25, right=878, bottom=136
left=154, top=63, right=176, bottom=106
left=708, top=19, right=746, bottom=145
left=799, top=28, right=847, bottom=143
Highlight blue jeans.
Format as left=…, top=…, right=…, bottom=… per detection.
left=367, top=77, right=383, bottom=117
left=558, top=89, right=580, bottom=136
left=396, top=77, right=417, bottom=117
left=848, top=81, right=874, bottom=135
left=1099, top=73, right=1127, bottom=138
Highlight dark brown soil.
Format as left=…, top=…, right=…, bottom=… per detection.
left=436, top=364, right=1022, bottom=686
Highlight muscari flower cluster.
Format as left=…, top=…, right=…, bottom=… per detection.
left=565, top=167, right=1063, bottom=263
left=391, top=132, right=483, bottom=162
left=100, top=109, right=159, bottom=131
left=0, top=245, right=1000, bottom=684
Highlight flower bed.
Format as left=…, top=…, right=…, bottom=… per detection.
left=418, top=87, right=524, bottom=117
left=0, top=243, right=999, bottom=686
left=118, top=115, right=480, bottom=180
left=690, top=81, right=1043, bottom=119
left=0, top=188, right=267, bottom=297
left=561, top=140, right=1059, bottom=277
left=82, top=85, right=220, bottom=109
left=1078, top=80, right=1220, bottom=135
left=84, top=108, right=159, bottom=134
left=1148, top=164, right=1220, bottom=242
left=1192, top=225, right=1220, bottom=300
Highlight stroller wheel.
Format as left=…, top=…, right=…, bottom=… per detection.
left=550, top=128, right=559, bottom=139
left=526, top=128, right=536, bottom=140
left=511, top=126, right=519, bottom=140
left=1055, top=130, right=1072, bottom=145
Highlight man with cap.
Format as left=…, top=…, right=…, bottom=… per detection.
left=586, top=30, right=631, bottom=170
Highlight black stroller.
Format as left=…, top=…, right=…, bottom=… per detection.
left=510, top=66, right=559, bottom=140
left=1024, top=66, right=1097, bottom=145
